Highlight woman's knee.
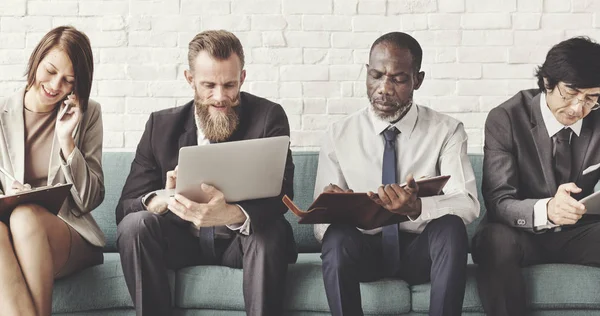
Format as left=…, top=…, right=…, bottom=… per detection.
left=9, top=204, right=47, bottom=238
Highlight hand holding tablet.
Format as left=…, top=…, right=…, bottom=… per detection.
left=580, top=191, right=600, bottom=215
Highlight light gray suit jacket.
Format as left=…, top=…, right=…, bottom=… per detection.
left=0, top=88, right=106, bottom=247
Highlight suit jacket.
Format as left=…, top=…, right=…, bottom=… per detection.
left=116, top=92, right=296, bottom=256
left=0, top=88, right=106, bottom=247
left=481, top=89, right=600, bottom=232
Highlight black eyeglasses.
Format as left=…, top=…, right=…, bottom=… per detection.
left=556, top=84, right=600, bottom=111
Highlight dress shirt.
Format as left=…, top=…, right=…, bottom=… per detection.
left=533, top=93, right=582, bottom=230
left=313, top=104, right=480, bottom=241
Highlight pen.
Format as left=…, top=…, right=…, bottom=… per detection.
left=0, top=166, right=16, bottom=183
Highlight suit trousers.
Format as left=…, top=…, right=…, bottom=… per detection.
left=320, top=214, right=468, bottom=316
left=116, top=211, right=293, bottom=316
left=472, top=221, right=600, bottom=316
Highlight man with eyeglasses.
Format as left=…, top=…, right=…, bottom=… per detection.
left=472, top=36, right=600, bottom=316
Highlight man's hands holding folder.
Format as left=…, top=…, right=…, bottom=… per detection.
left=323, top=183, right=353, bottom=193
left=367, top=174, right=422, bottom=219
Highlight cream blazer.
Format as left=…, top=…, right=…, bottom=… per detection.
left=0, top=88, right=106, bottom=247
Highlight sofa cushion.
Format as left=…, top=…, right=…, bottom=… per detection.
left=175, top=253, right=411, bottom=314
left=52, top=253, right=132, bottom=313
left=466, top=154, right=485, bottom=247
left=93, top=152, right=135, bottom=252
left=52, top=253, right=175, bottom=313
left=411, top=261, right=600, bottom=313
left=54, top=311, right=135, bottom=316
left=285, top=152, right=321, bottom=253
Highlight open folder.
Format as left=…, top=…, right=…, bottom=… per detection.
left=283, top=175, right=450, bottom=230
left=0, top=183, right=72, bottom=219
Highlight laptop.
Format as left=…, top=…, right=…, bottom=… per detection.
left=175, top=135, right=290, bottom=203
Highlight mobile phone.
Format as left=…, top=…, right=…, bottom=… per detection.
left=57, top=92, right=74, bottom=120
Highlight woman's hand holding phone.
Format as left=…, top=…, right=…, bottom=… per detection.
left=56, top=92, right=82, bottom=158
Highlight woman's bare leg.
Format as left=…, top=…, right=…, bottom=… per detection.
left=0, top=220, right=37, bottom=316
left=10, top=204, right=72, bottom=316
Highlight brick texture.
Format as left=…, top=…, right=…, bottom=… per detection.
left=0, top=0, right=596, bottom=152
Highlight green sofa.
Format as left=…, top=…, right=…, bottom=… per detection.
left=50, top=152, right=600, bottom=315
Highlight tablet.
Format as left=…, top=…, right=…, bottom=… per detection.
left=581, top=191, right=600, bottom=215
left=176, top=136, right=290, bottom=203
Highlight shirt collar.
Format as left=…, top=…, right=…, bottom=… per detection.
left=370, top=102, right=418, bottom=137
left=540, top=92, right=582, bottom=137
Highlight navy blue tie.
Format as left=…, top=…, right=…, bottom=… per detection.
left=381, top=126, right=401, bottom=276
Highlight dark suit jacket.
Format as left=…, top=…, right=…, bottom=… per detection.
left=116, top=92, right=295, bottom=239
left=481, top=89, right=600, bottom=232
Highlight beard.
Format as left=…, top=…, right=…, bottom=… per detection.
left=369, top=93, right=413, bottom=123
left=194, top=93, right=240, bottom=143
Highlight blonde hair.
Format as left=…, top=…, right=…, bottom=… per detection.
left=188, top=30, right=245, bottom=70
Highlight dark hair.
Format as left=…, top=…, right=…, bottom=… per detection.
left=188, top=30, right=245, bottom=70
left=536, top=36, right=600, bottom=93
left=369, top=32, right=423, bottom=72
left=26, top=26, right=94, bottom=112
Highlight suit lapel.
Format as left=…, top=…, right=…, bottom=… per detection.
left=0, top=89, right=26, bottom=183
left=530, top=93, right=557, bottom=193
left=571, top=120, right=593, bottom=183
left=178, top=104, right=198, bottom=149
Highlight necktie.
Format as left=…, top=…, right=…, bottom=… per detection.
left=381, top=126, right=401, bottom=276
left=553, top=127, right=572, bottom=185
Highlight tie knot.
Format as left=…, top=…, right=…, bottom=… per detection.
left=383, top=126, right=400, bottom=142
left=555, top=128, right=572, bottom=142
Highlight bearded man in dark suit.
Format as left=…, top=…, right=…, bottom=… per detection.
left=115, top=30, right=297, bottom=316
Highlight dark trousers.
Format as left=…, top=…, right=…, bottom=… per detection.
left=116, top=211, right=295, bottom=316
left=321, top=214, right=468, bottom=316
left=472, top=221, right=600, bottom=316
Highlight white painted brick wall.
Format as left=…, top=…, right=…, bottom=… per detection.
left=0, top=0, right=598, bottom=153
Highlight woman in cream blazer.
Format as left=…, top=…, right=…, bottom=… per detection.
left=0, top=26, right=105, bottom=316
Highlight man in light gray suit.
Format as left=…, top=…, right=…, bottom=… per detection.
left=472, top=37, right=600, bottom=316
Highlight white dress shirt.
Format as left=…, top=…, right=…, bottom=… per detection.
left=532, top=93, right=582, bottom=230
left=313, top=104, right=480, bottom=241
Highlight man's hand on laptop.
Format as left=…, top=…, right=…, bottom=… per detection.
left=368, top=174, right=422, bottom=218
left=165, top=166, right=178, bottom=190
left=146, top=166, right=178, bottom=215
left=167, top=183, right=246, bottom=228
